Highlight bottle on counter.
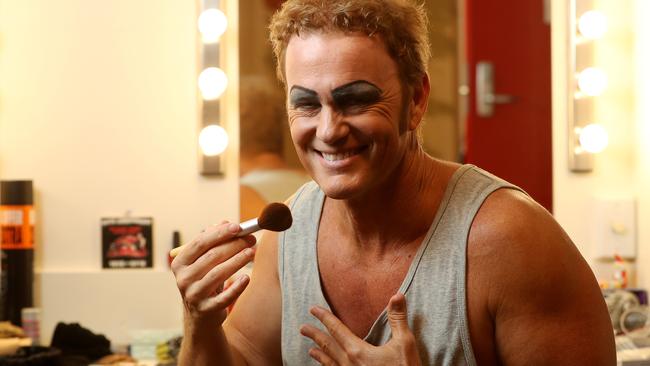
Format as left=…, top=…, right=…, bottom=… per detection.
left=0, top=180, right=35, bottom=327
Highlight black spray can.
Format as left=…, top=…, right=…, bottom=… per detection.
left=0, top=180, right=34, bottom=326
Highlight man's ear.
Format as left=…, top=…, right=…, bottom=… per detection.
left=408, top=73, right=431, bottom=131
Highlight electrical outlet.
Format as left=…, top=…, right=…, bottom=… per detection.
left=592, top=198, right=637, bottom=259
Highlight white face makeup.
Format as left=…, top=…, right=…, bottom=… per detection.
left=284, top=32, right=416, bottom=200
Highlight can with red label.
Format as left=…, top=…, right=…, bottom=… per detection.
left=0, top=180, right=34, bottom=326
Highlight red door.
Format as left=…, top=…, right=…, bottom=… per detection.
left=464, top=0, right=553, bottom=212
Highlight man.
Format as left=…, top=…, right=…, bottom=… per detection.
left=171, top=0, right=616, bottom=364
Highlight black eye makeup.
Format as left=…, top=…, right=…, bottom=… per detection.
left=289, top=86, right=320, bottom=110
left=331, top=81, right=382, bottom=110
left=288, top=81, right=383, bottom=114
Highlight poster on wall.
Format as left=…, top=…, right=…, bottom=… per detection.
left=101, top=217, right=153, bottom=269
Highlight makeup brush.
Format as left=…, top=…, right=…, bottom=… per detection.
left=170, top=202, right=292, bottom=258
left=238, top=202, right=293, bottom=236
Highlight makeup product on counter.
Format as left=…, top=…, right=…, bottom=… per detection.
left=21, top=307, right=40, bottom=345
left=0, top=180, right=34, bottom=327
left=170, top=202, right=292, bottom=258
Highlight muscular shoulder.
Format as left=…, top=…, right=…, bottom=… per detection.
left=467, top=188, right=615, bottom=364
left=468, top=188, right=582, bottom=305
left=470, top=188, right=561, bottom=248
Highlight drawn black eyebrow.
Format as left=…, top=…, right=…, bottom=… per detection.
left=331, top=80, right=382, bottom=107
left=331, top=80, right=382, bottom=96
left=289, top=86, right=319, bottom=105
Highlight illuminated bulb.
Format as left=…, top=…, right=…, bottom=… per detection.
left=578, top=10, right=607, bottom=40
left=198, top=67, right=228, bottom=100
left=577, top=67, right=608, bottom=96
left=578, top=123, right=608, bottom=153
left=198, top=9, right=227, bottom=43
left=199, top=125, right=229, bottom=156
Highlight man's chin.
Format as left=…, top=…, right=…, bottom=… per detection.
left=318, top=178, right=366, bottom=201
left=323, top=190, right=351, bottom=200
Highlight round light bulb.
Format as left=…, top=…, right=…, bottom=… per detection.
left=578, top=123, right=608, bottom=153
left=198, top=9, right=227, bottom=43
left=199, top=125, right=229, bottom=156
left=578, top=10, right=607, bottom=40
left=577, top=67, right=608, bottom=96
left=198, top=67, right=228, bottom=100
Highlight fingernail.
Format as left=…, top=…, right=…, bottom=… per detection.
left=237, top=275, right=249, bottom=284
left=228, top=223, right=240, bottom=233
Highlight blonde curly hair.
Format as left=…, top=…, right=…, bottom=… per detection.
left=268, top=0, right=430, bottom=90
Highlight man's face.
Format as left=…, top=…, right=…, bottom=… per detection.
left=284, top=32, right=414, bottom=199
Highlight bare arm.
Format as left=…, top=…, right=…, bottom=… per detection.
left=468, top=189, right=616, bottom=365
left=223, top=229, right=283, bottom=365
left=172, top=222, right=256, bottom=366
left=172, top=223, right=282, bottom=366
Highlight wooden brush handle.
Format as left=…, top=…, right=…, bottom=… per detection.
left=170, top=246, right=183, bottom=258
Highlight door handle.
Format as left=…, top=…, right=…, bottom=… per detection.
left=476, top=61, right=517, bottom=117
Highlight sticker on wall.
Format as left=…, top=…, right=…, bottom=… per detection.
left=101, top=217, right=153, bottom=269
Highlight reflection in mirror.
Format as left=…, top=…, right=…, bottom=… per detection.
left=239, top=1, right=310, bottom=221
left=238, top=76, right=310, bottom=220
left=238, top=0, right=459, bottom=219
left=420, top=1, right=460, bottom=161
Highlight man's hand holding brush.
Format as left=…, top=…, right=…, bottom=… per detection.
left=170, top=202, right=291, bottom=365
left=171, top=220, right=256, bottom=329
left=170, top=202, right=292, bottom=328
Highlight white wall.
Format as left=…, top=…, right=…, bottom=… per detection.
left=634, top=0, right=650, bottom=291
left=551, top=0, right=649, bottom=286
left=0, top=0, right=240, bottom=346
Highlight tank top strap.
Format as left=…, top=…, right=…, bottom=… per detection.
left=407, top=164, right=526, bottom=365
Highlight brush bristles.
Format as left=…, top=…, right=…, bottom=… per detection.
left=258, top=202, right=293, bottom=232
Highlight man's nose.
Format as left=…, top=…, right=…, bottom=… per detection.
left=315, top=107, right=349, bottom=144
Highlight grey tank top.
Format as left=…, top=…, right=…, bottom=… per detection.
left=278, top=164, right=522, bottom=365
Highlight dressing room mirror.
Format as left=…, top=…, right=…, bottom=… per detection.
left=238, top=0, right=461, bottom=219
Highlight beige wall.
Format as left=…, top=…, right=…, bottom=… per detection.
left=0, top=0, right=240, bottom=345
left=551, top=0, right=648, bottom=286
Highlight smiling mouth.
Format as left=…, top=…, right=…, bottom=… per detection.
left=318, top=146, right=367, bottom=162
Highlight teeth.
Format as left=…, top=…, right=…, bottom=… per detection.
left=321, top=150, right=358, bottom=162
